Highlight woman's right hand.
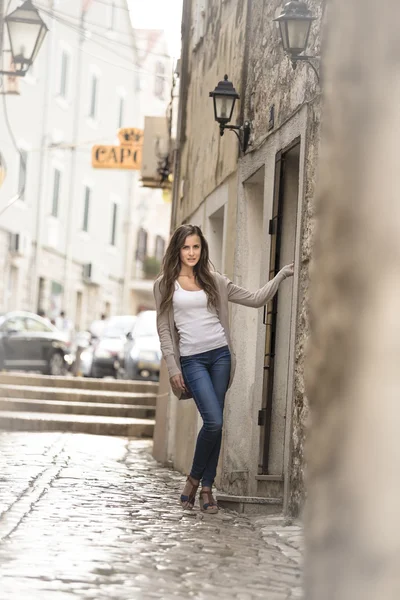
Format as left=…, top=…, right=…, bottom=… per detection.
left=170, top=373, right=187, bottom=394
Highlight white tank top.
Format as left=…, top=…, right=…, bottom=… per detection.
left=173, top=281, right=228, bottom=357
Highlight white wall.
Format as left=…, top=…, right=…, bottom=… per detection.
left=0, top=1, right=172, bottom=327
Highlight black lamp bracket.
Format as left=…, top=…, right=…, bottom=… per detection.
left=219, top=121, right=251, bottom=153
left=290, top=55, right=320, bottom=82
left=0, top=50, right=27, bottom=78
left=0, top=70, right=26, bottom=77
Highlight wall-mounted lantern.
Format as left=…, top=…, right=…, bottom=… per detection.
left=209, top=75, right=251, bottom=153
left=274, top=1, right=320, bottom=82
left=1, top=0, right=48, bottom=77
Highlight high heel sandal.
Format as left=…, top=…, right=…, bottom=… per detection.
left=180, top=476, right=199, bottom=510
left=199, top=489, right=219, bottom=514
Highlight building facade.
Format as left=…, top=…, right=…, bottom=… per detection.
left=0, top=0, right=171, bottom=329
left=153, top=0, right=325, bottom=517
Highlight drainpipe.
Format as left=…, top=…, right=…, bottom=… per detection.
left=32, top=0, right=55, bottom=312
left=63, top=7, right=85, bottom=318
left=122, top=26, right=142, bottom=315
left=239, top=0, right=252, bottom=133
left=122, top=171, right=136, bottom=313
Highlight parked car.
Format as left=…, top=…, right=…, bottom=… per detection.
left=120, top=310, right=161, bottom=382
left=0, top=311, right=72, bottom=376
left=78, top=342, right=94, bottom=377
left=90, top=315, right=137, bottom=378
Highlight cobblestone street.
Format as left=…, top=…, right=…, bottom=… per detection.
left=0, top=432, right=303, bottom=599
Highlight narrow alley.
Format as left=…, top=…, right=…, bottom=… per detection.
left=0, top=432, right=303, bottom=600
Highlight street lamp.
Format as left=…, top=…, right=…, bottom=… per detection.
left=1, top=0, right=48, bottom=77
left=274, top=1, right=320, bottom=81
left=209, top=75, right=251, bottom=153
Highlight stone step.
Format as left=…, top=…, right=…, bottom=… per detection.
left=0, top=372, right=158, bottom=394
left=216, top=493, right=283, bottom=516
left=0, top=411, right=154, bottom=437
left=0, top=384, right=156, bottom=406
left=0, top=397, right=156, bottom=419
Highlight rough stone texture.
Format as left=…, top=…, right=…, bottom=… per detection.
left=242, top=0, right=326, bottom=517
left=305, top=0, right=400, bottom=596
left=243, top=0, right=324, bottom=142
left=288, top=99, right=322, bottom=517
left=167, top=0, right=327, bottom=517
left=174, top=0, right=248, bottom=227
left=0, top=432, right=303, bottom=599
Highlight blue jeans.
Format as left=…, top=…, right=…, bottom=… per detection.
left=180, top=345, right=231, bottom=488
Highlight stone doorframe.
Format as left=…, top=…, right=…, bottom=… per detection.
left=231, top=105, right=309, bottom=513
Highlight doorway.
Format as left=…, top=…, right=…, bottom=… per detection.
left=207, top=206, right=225, bottom=273
left=259, top=140, right=300, bottom=474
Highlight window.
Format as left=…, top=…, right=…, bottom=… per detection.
left=82, top=186, right=91, bottom=232
left=25, top=318, right=51, bottom=333
left=89, top=74, right=99, bottom=119
left=2, top=316, right=25, bottom=333
left=136, top=228, right=148, bottom=261
left=154, top=62, right=165, bottom=99
left=154, top=236, right=165, bottom=262
left=18, top=149, right=28, bottom=200
left=59, top=50, right=70, bottom=98
left=110, top=201, right=118, bottom=246
left=51, top=168, right=61, bottom=217
left=118, top=95, right=124, bottom=129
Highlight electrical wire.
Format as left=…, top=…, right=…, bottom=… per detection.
left=36, top=2, right=171, bottom=60
left=36, top=6, right=171, bottom=78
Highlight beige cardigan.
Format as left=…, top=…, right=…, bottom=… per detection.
left=153, top=270, right=289, bottom=399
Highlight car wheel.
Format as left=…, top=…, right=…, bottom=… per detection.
left=48, top=352, right=66, bottom=377
left=116, top=367, right=125, bottom=380
left=90, top=366, right=102, bottom=379
left=126, top=363, right=139, bottom=380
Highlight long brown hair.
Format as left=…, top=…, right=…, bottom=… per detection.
left=159, top=224, right=219, bottom=314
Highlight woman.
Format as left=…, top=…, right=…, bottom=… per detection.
left=154, top=224, right=294, bottom=514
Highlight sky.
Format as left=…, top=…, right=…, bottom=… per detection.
left=128, top=0, right=183, bottom=59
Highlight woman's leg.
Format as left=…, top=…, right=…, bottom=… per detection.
left=201, top=346, right=231, bottom=488
left=181, top=353, right=224, bottom=484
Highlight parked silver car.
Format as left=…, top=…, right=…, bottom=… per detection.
left=90, top=315, right=137, bottom=378
left=120, top=310, right=161, bottom=381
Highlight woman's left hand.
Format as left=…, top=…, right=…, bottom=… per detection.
left=170, top=373, right=187, bottom=394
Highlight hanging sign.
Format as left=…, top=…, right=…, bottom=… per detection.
left=92, top=128, right=144, bottom=170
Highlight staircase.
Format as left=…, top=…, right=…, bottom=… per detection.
left=0, top=372, right=157, bottom=437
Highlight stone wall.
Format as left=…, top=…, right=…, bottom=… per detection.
left=241, top=0, right=326, bottom=516
left=289, top=99, right=322, bottom=517
left=243, top=0, right=323, bottom=139
left=175, top=0, right=248, bottom=225
left=169, top=0, right=326, bottom=516
left=306, top=0, right=400, bottom=594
